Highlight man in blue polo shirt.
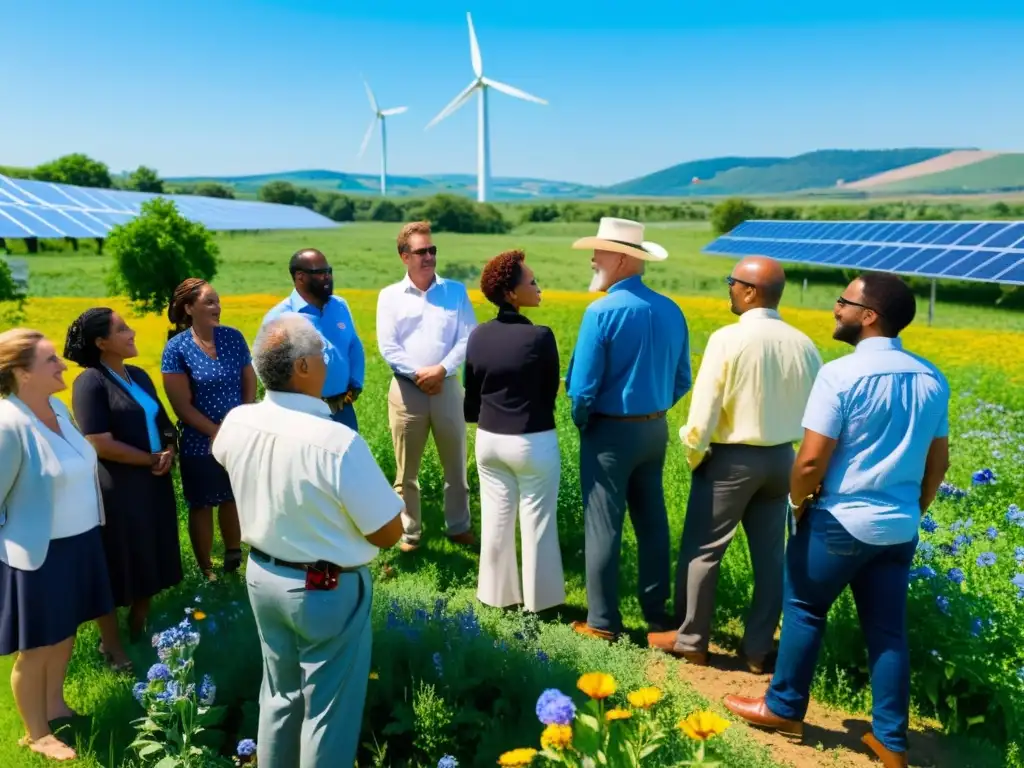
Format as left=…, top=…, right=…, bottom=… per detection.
left=261, top=248, right=365, bottom=431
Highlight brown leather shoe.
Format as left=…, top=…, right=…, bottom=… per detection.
left=447, top=531, right=476, bottom=546
left=646, top=630, right=709, bottom=665
left=570, top=621, right=617, bottom=642
left=399, top=540, right=419, bottom=553
left=723, top=695, right=803, bottom=737
left=861, top=732, right=908, bottom=767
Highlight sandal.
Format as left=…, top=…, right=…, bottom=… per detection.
left=97, top=641, right=134, bottom=675
left=223, top=548, right=243, bottom=574
left=19, top=734, right=77, bottom=761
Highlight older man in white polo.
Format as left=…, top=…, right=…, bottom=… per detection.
left=212, top=313, right=404, bottom=768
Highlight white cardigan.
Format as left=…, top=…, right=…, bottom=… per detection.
left=0, top=395, right=106, bottom=571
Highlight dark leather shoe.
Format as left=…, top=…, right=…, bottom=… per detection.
left=447, top=531, right=476, bottom=546
left=742, top=650, right=777, bottom=675
left=723, top=695, right=803, bottom=737
left=861, top=732, right=908, bottom=767
left=646, top=631, right=708, bottom=665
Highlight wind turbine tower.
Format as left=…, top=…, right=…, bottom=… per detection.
left=425, top=12, right=547, bottom=203
left=357, top=77, right=408, bottom=197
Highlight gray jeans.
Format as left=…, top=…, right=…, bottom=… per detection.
left=246, top=554, right=373, bottom=768
left=673, top=442, right=794, bottom=657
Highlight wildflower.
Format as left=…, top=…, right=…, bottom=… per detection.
left=627, top=687, right=663, bottom=709
left=536, top=689, right=576, bottom=726
left=678, top=711, right=730, bottom=741
left=147, top=663, right=171, bottom=682
left=194, top=596, right=202, bottom=604
left=605, top=708, right=632, bottom=721
left=947, top=568, right=966, bottom=585
left=911, top=566, right=936, bottom=580
left=132, top=681, right=148, bottom=704
left=971, top=469, right=996, bottom=486
left=540, top=723, right=573, bottom=750
left=977, top=552, right=997, bottom=567
left=1012, top=574, right=1024, bottom=600
left=192, top=611, right=207, bottom=621
left=198, top=674, right=216, bottom=706
left=1008, top=505, right=1024, bottom=526
left=236, top=739, right=256, bottom=757
left=970, top=618, right=984, bottom=637
left=497, top=747, right=538, bottom=766
left=917, top=541, right=935, bottom=561
left=577, top=672, right=616, bottom=700
left=369, top=671, right=379, bottom=680
left=938, top=482, right=967, bottom=499
left=986, top=526, right=999, bottom=540
left=438, top=756, right=459, bottom=768
left=536, top=650, right=549, bottom=664
left=433, top=652, right=444, bottom=678
left=920, top=515, right=939, bottom=533
left=1015, top=546, right=1024, bottom=565
left=936, top=596, right=950, bottom=614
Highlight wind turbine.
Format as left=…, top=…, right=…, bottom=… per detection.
left=425, top=12, right=547, bottom=203
left=357, top=77, right=408, bottom=197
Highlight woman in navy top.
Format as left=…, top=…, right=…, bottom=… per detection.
left=161, top=278, right=256, bottom=581
left=65, top=308, right=182, bottom=672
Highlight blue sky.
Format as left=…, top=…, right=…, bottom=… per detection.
left=2, top=0, right=1022, bottom=186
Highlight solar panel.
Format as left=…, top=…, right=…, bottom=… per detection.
left=702, top=219, right=1024, bottom=286
left=0, top=173, right=339, bottom=239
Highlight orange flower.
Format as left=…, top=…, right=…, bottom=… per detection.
left=540, top=724, right=572, bottom=750
left=678, top=711, right=730, bottom=741
left=627, top=687, right=662, bottom=709
left=497, top=748, right=537, bottom=766
left=577, top=672, right=616, bottom=700
left=605, top=708, right=632, bottom=722
left=192, top=611, right=207, bottom=621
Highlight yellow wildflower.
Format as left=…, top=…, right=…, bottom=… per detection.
left=369, top=672, right=379, bottom=680
left=540, top=724, right=572, bottom=750
left=192, top=611, right=207, bottom=621
left=678, top=711, right=730, bottom=741
left=627, top=687, right=662, bottom=709
left=577, top=672, right=617, bottom=700
left=605, top=708, right=632, bottom=722
left=497, top=747, right=538, bottom=766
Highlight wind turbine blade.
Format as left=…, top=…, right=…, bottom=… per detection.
left=381, top=106, right=408, bottom=116
left=483, top=77, right=547, bottom=105
left=357, top=117, right=377, bottom=158
left=362, top=78, right=378, bottom=113
left=425, top=80, right=479, bottom=129
left=467, top=12, right=483, bottom=78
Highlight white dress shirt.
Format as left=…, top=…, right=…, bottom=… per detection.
left=43, top=423, right=102, bottom=540
left=211, top=390, right=404, bottom=567
left=376, top=274, right=477, bottom=378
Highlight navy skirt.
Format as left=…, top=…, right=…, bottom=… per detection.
left=179, top=454, right=235, bottom=510
left=0, top=526, right=115, bottom=655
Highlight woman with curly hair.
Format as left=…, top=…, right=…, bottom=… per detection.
left=160, top=279, right=257, bottom=581
left=463, top=250, right=565, bottom=614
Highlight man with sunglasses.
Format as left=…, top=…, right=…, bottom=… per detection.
left=260, top=248, right=365, bottom=431
left=723, top=272, right=950, bottom=768
left=376, top=221, right=477, bottom=553
left=648, top=256, right=821, bottom=673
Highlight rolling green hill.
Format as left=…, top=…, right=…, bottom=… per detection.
left=869, top=153, right=1024, bottom=195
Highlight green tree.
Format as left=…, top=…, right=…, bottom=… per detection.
left=33, top=153, right=113, bottom=188
left=125, top=165, right=164, bottom=193
left=194, top=182, right=235, bottom=199
left=420, top=194, right=510, bottom=234
left=258, top=181, right=298, bottom=205
left=106, top=198, right=218, bottom=315
left=0, top=259, right=22, bottom=302
left=370, top=199, right=405, bottom=222
left=710, top=198, right=762, bottom=235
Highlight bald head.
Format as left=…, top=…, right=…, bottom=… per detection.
left=729, top=256, right=786, bottom=312
left=252, top=314, right=325, bottom=396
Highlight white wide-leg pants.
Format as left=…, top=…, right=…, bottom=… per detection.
left=475, top=428, right=565, bottom=613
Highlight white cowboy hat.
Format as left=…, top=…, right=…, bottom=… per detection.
left=571, top=217, right=668, bottom=261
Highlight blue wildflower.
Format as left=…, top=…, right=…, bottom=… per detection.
left=1012, top=574, right=1024, bottom=600
left=950, top=520, right=963, bottom=533
left=198, top=674, right=216, bottom=706
left=536, top=650, right=550, bottom=664
left=911, top=566, right=936, bottom=580
left=237, top=739, right=257, bottom=757
left=1008, top=505, right=1024, bottom=527
left=1015, top=546, right=1024, bottom=564
left=977, top=552, right=997, bottom=567
left=132, top=681, right=148, bottom=704
left=920, top=515, right=939, bottom=534
left=147, top=663, right=171, bottom=682
left=986, top=526, right=999, bottom=540
left=936, top=596, right=950, bottom=614
left=970, top=618, right=984, bottom=637
left=438, top=757, right=459, bottom=768
left=948, top=568, right=966, bottom=585
left=433, top=652, right=444, bottom=678
left=971, top=469, right=996, bottom=485
left=938, top=482, right=967, bottom=499
left=917, top=541, right=935, bottom=561
left=536, top=688, right=577, bottom=725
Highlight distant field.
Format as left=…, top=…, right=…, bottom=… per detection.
left=872, top=153, right=1024, bottom=195
left=846, top=150, right=1000, bottom=190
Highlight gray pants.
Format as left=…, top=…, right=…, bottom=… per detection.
left=246, top=554, right=373, bottom=768
left=581, top=416, right=672, bottom=634
left=673, top=442, right=793, bottom=657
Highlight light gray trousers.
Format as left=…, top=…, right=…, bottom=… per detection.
left=245, top=554, right=372, bottom=768
left=673, top=442, right=794, bottom=657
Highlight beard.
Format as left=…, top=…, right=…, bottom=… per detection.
left=310, top=280, right=333, bottom=303
left=589, top=268, right=609, bottom=293
left=832, top=319, right=862, bottom=345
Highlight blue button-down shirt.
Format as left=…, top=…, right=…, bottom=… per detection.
left=565, top=275, right=691, bottom=428
left=261, top=290, right=365, bottom=398
left=803, top=336, right=949, bottom=546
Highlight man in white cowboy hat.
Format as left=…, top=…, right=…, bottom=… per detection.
left=564, top=217, right=692, bottom=641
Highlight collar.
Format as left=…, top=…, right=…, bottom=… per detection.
left=739, top=308, right=781, bottom=323
left=286, top=288, right=328, bottom=314
left=855, top=336, right=903, bottom=353
left=607, top=274, right=643, bottom=294
left=496, top=304, right=532, bottom=324
left=401, top=273, right=442, bottom=296
left=263, top=389, right=331, bottom=417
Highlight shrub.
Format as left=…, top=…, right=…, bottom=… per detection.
left=710, top=198, right=762, bottom=235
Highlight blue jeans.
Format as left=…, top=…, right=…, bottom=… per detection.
left=330, top=403, right=358, bottom=432
left=765, top=508, right=917, bottom=753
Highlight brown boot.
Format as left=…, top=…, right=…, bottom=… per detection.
left=570, top=621, right=617, bottom=642
left=861, top=732, right=908, bottom=767
left=646, top=630, right=708, bottom=665
left=722, top=695, right=803, bottom=737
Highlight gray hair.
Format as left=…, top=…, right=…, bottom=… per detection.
left=252, top=313, right=324, bottom=392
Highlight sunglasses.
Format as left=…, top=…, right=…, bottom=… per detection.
left=725, top=276, right=756, bottom=288
left=299, top=267, right=333, bottom=276
left=836, top=296, right=881, bottom=315
left=408, top=245, right=437, bottom=257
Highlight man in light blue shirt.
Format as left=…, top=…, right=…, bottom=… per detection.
left=724, top=272, right=950, bottom=768
left=261, top=248, right=365, bottom=431
left=564, top=217, right=691, bottom=642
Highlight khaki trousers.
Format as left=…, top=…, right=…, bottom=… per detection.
left=387, top=375, right=471, bottom=544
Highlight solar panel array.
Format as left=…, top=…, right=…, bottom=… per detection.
left=0, top=173, right=339, bottom=239
left=703, top=219, right=1024, bottom=286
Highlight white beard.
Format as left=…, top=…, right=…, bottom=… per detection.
left=588, top=268, right=608, bottom=293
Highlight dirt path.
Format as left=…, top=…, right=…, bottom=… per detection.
left=644, top=644, right=994, bottom=768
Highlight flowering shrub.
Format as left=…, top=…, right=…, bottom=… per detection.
left=498, top=672, right=730, bottom=766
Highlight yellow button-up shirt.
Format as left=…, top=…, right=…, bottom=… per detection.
left=680, top=308, right=823, bottom=469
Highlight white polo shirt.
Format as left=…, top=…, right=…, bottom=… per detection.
left=211, top=389, right=403, bottom=567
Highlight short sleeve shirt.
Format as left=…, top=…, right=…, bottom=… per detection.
left=161, top=326, right=251, bottom=456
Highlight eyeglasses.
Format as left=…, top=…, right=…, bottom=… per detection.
left=409, top=245, right=437, bottom=257
left=836, top=296, right=881, bottom=315
left=299, top=267, right=333, bottom=276
left=725, top=276, right=756, bottom=288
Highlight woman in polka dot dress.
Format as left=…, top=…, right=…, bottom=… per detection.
left=161, top=279, right=257, bottom=581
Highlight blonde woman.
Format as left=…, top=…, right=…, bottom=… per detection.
left=0, top=328, right=114, bottom=762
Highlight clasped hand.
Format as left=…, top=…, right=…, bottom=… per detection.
left=414, top=365, right=446, bottom=395
left=151, top=449, right=174, bottom=476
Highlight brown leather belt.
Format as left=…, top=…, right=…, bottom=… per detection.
left=593, top=410, right=667, bottom=422
left=250, top=547, right=361, bottom=573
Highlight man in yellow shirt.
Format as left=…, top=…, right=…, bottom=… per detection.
left=648, top=256, right=822, bottom=673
